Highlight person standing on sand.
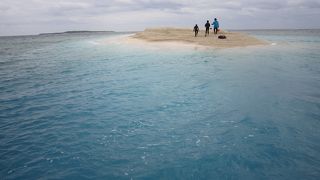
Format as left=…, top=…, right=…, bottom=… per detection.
left=205, top=20, right=210, bottom=37
left=212, top=18, right=219, bottom=34
left=193, top=24, right=199, bottom=37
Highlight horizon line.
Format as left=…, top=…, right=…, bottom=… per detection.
left=1, top=28, right=320, bottom=38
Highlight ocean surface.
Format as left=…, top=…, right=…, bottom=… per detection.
left=1, top=30, right=320, bottom=179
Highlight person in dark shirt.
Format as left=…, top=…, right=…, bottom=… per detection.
left=193, top=24, right=199, bottom=37
left=205, top=20, right=210, bottom=37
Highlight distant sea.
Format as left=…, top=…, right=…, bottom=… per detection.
left=1, top=30, right=320, bottom=179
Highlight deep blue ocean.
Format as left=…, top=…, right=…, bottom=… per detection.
left=1, top=30, right=320, bottom=179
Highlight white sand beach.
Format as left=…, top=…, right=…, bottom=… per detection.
left=130, top=28, right=268, bottom=48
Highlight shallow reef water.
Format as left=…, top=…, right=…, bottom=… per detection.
left=0, top=30, right=320, bottom=179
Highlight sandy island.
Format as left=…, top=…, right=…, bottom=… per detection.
left=130, top=28, right=268, bottom=48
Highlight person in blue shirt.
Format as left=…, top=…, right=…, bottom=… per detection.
left=212, top=18, right=219, bottom=34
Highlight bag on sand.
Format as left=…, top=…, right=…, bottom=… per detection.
left=218, top=35, right=226, bottom=39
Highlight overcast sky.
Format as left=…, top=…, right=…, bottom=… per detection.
left=0, top=0, right=319, bottom=36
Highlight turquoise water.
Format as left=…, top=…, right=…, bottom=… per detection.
left=1, top=30, right=320, bottom=179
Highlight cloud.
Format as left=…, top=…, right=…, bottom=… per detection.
left=0, top=0, right=319, bottom=35
left=291, top=0, right=320, bottom=8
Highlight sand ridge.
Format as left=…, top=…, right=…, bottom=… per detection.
left=131, top=28, right=268, bottom=48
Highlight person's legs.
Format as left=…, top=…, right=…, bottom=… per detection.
left=195, top=30, right=198, bottom=37
left=214, top=28, right=217, bottom=34
left=205, top=28, right=209, bottom=36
